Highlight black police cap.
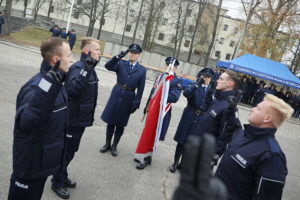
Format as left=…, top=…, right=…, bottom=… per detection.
left=165, top=57, right=180, bottom=66
left=197, top=67, right=214, bottom=78
left=128, top=44, right=142, bottom=54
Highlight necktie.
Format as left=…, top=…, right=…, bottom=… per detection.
left=130, top=64, right=134, bottom=70
left=204, top=86, right=207, bottom=93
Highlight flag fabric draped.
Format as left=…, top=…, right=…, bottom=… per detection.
left=134, top=72, right=174, bottom=162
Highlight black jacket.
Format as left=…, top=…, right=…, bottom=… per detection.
left=13, top=61, right=67, bottom=179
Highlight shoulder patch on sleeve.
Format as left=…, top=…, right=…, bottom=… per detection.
left=267, top=138, right=280, bottom=153
left=38, top=78, right=52, bottom=92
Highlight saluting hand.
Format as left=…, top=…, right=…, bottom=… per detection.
left=117, top=49, right=129, bottom=59
left=46, top=60, right=66, bottom=83
left=84, top=51, right=98, bottom=70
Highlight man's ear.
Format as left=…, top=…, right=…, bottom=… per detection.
left=82, top=47, right=89, bottom=54
left=264, top=115, right=273, bottom=124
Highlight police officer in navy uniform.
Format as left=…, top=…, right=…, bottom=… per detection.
left=215, top=94, right=293, bottom=200
left=51, top=37, right=100, bottom=199
left=135, top=57, right=182, bottom=170
left=169, top=68, right=214, bottom=173
left=196, top=70, right=240, bottom=162
left=68, top=29, right=76, bottom=50
left=50, top=25, right=60, bottom=37
left=60, top=28, right=68, bottom=39
left=100, top=44, right=146, bottom=157
left=8, top=38, right=72, bottom=200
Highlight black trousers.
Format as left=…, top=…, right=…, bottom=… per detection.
left=107, top=124, right=124, bottom=138
left=8, top=173, right=47, bottom=200
left=52, top=127, right=85, bottom=187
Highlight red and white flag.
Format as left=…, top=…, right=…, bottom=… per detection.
left=134, top=71, right=174, bottom=162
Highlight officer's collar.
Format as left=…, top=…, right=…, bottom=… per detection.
left=40, top=60, right=52, bottom=74
left=80, top=53, right=88, bottom=61
left=214, top=90, right=235, bottom=100
left=244, top=124, right=277, bottom=137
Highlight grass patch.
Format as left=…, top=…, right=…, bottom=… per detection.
left=1, top=26, right=105, bottom=54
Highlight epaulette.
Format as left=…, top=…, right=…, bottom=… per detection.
left=267, top=138, right=281, bottom=153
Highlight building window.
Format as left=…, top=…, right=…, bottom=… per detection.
left=225, top=54, right=231, bottom=60
left=215, top=51, right=220, bottom=58
left=158, top=33, right=165, bottom=41
left=219, top=38, right=224, bottom=44
left=229, top=40, right=235, bottom=47
left=125, top=25, right=131, bottom=32
left=223, top=24, right=228, bottom=31
left=161, top=18, right=168, bottom=26
left=160, top=1, right=165, bottom=9
left=186, top=9, right=192, bottom=17
left=188, top=25, right=194, bottom=32
left=129, top=9, right=135, bottom=17
left=184, top=40, right=190, bottom=47
left=234, top=27, right=239, bottom=34
left=171, top=36, right=176, bottom=44
left=74, top=11, right=80, bottom=19
left=49, top=5, right=54, bottom=13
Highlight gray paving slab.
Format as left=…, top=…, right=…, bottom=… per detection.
left=0, top=41, right=300, bottom=200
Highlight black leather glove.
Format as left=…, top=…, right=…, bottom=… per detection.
left=129, top=106, right=137, bottom=114
left=84, top=51, right=98, bottom=70
left=46, top=60, right=65, bottom=83
left=117, top=49, right=129, bottom=59
left=227, top=89, right=243, bottom=111
left=172, top=134, right=227, bottom=200
left=207, top=79, right=217, bottom=95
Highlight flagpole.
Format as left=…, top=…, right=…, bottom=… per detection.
left=66, top=0, right=75, bottom=33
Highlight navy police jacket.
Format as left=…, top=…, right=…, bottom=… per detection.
left=49, top=28, right=60, bottom=37
left=215, top=124, right=287, bottom=200
left=174, top=83, right=206, bottom=144
left=68, top=33, right=76, bottom=47
left=60, top=32, right=68, bottom=39
left=101, top=56, right=146, bottom=127
left=65, top=53, right=98, bottom=127
left=196, top=90, right=235, bottom=156
left=149, top=73, right=182, bottom=141
left=13, top=61, right=67, bottom=179
left=0, top=16, right=4, bottom=25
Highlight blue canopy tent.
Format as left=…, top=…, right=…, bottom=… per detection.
left=216, top=54, right=300, bottom=89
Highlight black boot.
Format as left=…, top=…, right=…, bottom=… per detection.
left=51, top=185, right=70, bottom=199
left=170, top=143, right=183, bottom=173
left=100, top=132, right=113, bottom=153
left=136, top=156, right=152, bottom=170
left=169, top=161, right=179, bottom=173
left=111, top=134, right=122, bottom=157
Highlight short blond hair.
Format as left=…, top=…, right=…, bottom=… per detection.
left=80, top=37, right=99, bottom=49
left=264, top=94, right=294, bottom=127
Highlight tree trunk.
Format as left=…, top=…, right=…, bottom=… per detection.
left=121, top=0, right=130, bottom=45
left=3, top=0, right=13, bottom=35
left=187, top=1, right=206, bottom=62
left=176, top=3, right=189, bottom=58
left=23, top=0, right=28, bottom=17
left=47, top=0, right=53, bottom=22
left=97, top=15, right=105, bottom=39
left=142, top=0, right=155, bottom=50
left=0, top=0, right=5, bottom=6
left=232, top=0, right=260, bottom=59
left=132, top=0, right=145, bottom=43
left=173, top=2, right=182, bottom=56
left=203, top=0, right=223, bottom=67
